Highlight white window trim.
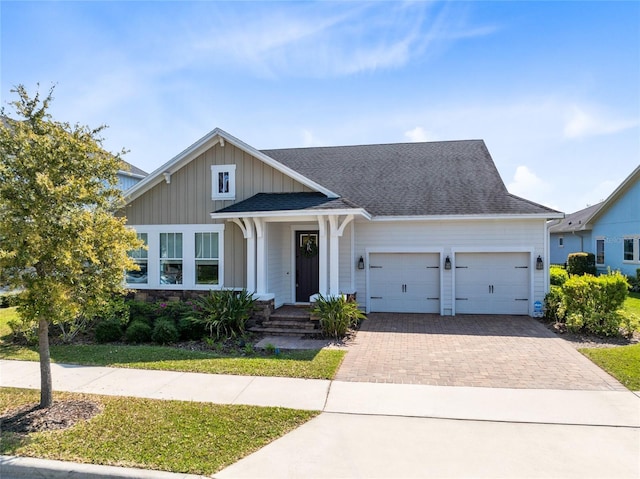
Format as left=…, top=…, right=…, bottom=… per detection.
left=595, top=237, right=605, bottom=266
left=126, top=224, right=225, bottom=290
left=211, top=164, right=236, bottom=200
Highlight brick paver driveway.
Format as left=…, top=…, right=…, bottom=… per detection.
left=335, top=314, right=626, bottom=390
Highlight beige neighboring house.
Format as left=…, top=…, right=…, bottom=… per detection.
left=121, top=128, right=562, bottom=316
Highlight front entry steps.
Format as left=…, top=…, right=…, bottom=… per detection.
left=249, top=305, right=320, bottom=337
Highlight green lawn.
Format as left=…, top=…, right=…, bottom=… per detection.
left=0, top=387, right=318, bottom=476
left=0, top=307, right=345, bottom=379
left=623, top=292, right=640, bottom=316
left=579, top=343, right=640, bottom=391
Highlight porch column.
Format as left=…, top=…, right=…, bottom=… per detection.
left=328, top=214, right=355, bottom=296
left=317, top=216, right=328, bottom=295
left=254, top=218, right=267, bottom=295
left=231, top=218, right=255, bottom=293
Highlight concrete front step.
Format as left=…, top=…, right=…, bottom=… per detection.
left=263, top=321, right=316, bottom=330
left=248, top=327, right=319, bottom=336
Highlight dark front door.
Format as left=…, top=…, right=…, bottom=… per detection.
left=296, top=230, right=319, bottom=302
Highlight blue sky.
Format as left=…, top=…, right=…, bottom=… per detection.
left=2, top=1, right=638, bottom=213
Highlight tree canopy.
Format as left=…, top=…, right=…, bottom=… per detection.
left=0, top=85, right=142, bottom=407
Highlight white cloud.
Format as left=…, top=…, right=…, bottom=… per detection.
left=563, top=105, right=638, bottom=139
left=404, top=126, right=438, bottom=142
left=300, top=129, right=324, bottom=147
left=507, top=166, right=553, bottom=206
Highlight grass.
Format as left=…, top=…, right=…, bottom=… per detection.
left=579, top=344, right=640, bottom=391
left=0, top=307, right=346, bottom=379
left=623, top=292, right=640, bottom=316
left=0, top=387, right=318, bottom=475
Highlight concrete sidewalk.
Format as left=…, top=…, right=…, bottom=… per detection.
left=1, top=359, right=639, bottom=478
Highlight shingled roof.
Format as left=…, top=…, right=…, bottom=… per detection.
left=548, top=202, right=601, bottom=234
left=261, top=141, right=559, bottom=217
left=216, top=192, right=360, bottom=214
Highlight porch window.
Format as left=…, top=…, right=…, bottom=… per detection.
left=195, top=232, right=219, bottom=285
left=160, top=233, right=183, bottom=284
left=596, top=238, right=605, bottom=266
left=126, top=233, right=148, bottom=284
left=211, top=165, right=236, bottom=200
left=624, top=238, right=635, bottom=262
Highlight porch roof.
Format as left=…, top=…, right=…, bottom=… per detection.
left=210, top=192, right=369, bottom=219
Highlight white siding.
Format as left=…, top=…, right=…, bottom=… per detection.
left=354, top=218, right=547, bottom=315
left=338, top=224, right=354, bottom=294
left=267, top=223, right=291, bottom=307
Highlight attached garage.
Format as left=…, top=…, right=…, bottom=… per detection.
left=368, top=253, right=440, bottom=313
left=454, top=252, right=530, bottom=315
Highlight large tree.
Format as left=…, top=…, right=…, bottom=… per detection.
left=0, top=85, right=141, bottom=408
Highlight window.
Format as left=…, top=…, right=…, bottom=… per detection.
left=211, top=165, right=236, bottom=200
left=160, top=233, right=183, bottom=284
left=624, top=238, right=636, bottom=262
left=126, top=233, right=148, bottom=284
left=596, top=238, right=605, bottom=266
left=195, top=232, right=219, bottom=285
left=558, top=236, right=564, bottom=248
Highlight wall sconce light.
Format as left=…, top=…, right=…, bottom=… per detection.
left=357, top=256, right=365, bottom=270
left=444, top=256, right=451, bottom=270
left=536, top=255, right=544, bottom=270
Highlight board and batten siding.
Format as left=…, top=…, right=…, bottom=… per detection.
left=122, top=143, right=313, bottom=290
left=123, top=143, right=313, bottom=225
left=354, top=218, right=548, bottom=315
left=267, top=223, right=292, bottom=308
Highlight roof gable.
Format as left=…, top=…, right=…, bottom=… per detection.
left=587, top=165, right=640, bottom=225
left=125, top=128, right=337, bottom=203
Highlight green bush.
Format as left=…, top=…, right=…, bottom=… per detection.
left=7, top=316, right=38, bottom=345
left=156, top=300, right=194, bottom=322
left=550, top=266, right=569, bottom=286
left=152, top=318, right=179, bottom=344
left=312, top=294, right=366, bottom=339
left=544, top=285, right=565, bottom=321
left=94, top=319, right=124, bottom=343
left=566, top=252, right=596, bottom=276
left=188, top=290, right=256, bottom=340
left=127, top=300, right=157, bottom=326
left=0, top=293, right=19, bottom=309
left=562, top=271, right=629, bottom=336
left=125, top=320, right=152, bottom=344
left=177, top=315, right=206, bottom=341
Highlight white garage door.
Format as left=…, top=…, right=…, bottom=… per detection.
left=369, top=253, right=440, bottom=313
left=455, top=253, right=530, bottom=315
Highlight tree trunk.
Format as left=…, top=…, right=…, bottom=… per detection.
left=38, top=317, right=53, bottom=408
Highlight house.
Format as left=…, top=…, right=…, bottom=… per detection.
left=121, top=128, right=562, bottom=316
left=549, top=165, right=640, bottom=277
left=117, top=160, right=147, bottom=191
left=549, top=202, right=601, bottom=265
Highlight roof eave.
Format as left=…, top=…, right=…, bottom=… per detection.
left=587, top=165, right=640, bottom=225
left=371, top=213, right=565, bottom=222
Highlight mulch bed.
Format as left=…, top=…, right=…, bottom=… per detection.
left=542, top=320, right=640, bottom=349
left=1, top=400, right=102, bottom=435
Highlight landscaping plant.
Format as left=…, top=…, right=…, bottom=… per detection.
left=188, top=289, right=256, bottom=340
left=312, top=293, right=366, bottom=339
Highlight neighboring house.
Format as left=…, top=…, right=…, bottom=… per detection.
left=122, top=128, right=562, bottom=316
left=117, top=161, right=147, bottom=191
left=549, top=165, right=640, bottom=277
left=549, top=202, right=601, bottom=265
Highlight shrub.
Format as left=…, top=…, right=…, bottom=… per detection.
left=544, top=285, right=565, bottom=321
left=312, top=294, right=366, bottom=339
left=124, top=320, right=152, bottom=344
left=127, top=300, right=157, bottom=326
left=156, top=300, right=193, bottom=322
left=0, top=293, right=19, bottom=309
left=94, top=319, right=123, bottom=343
left=549, top=266, right=569, bottom=286
left=566, top=252, right=596, bottom=276
left=7, top=316, right=38, bottom=345
left=188, top=290, right=256, bottom=340
left=152, top=318, right=179, bottom=344
left=177, top=315, right=206, bottom=341
left=627, top=269, right=640, bottom=293
left=562, top=271, right=629, bottom=336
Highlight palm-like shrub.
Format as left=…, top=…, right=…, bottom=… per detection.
left=312, top=294, right=366, bottom=339
left=189, top=290, right=256, bottom=340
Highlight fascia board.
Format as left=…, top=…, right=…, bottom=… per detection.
left=370, top=213, right=565, bottom=222
left=211, top=208, right=371, bottom=220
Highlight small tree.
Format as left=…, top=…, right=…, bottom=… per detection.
left=0, top=85, right=141, bottom=408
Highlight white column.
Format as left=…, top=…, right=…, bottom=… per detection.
left=254, top=218, right=267, bottom=295
left=317, top=216, right=328, bottom=295
left=232, top=218, right=255, bottom=293
left=328, top=215, right=340, bottom=296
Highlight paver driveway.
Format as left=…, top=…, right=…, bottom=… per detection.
left=335, top=314, right=626, bottom=390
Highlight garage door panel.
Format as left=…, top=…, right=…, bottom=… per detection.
left=369, top=253, right=440, bottom=314
left=455, top=253, right=530, bottom=315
